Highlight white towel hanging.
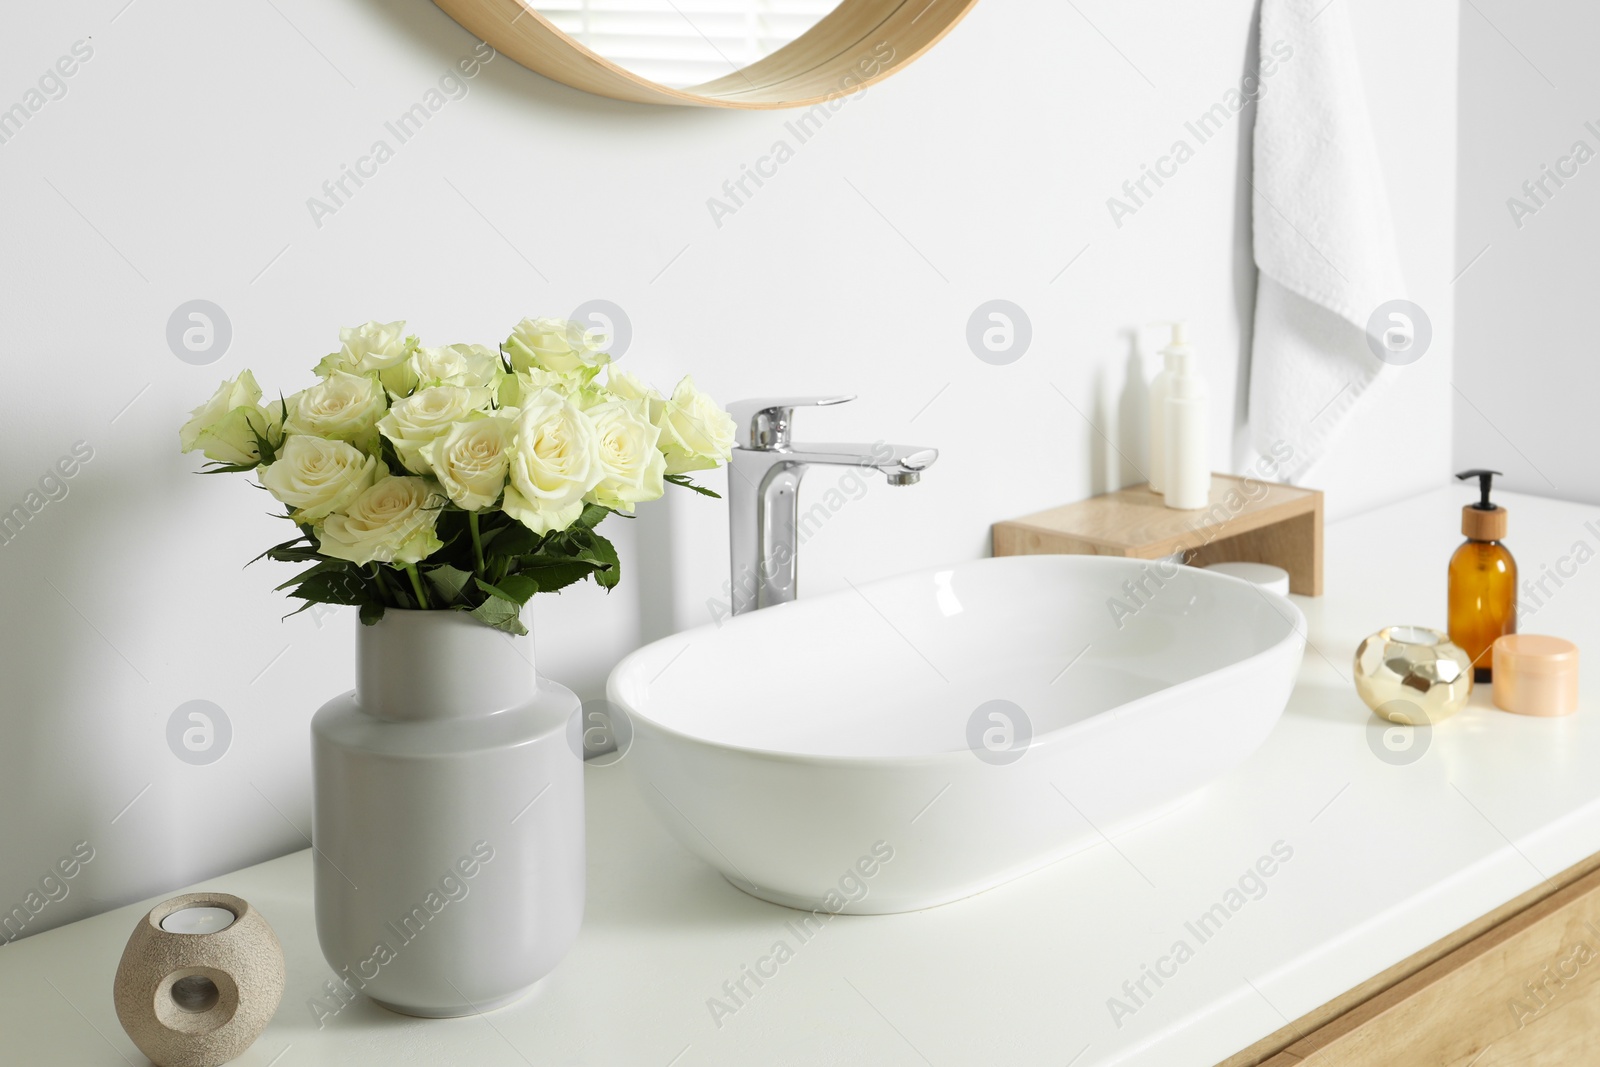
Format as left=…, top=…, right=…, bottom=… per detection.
left=1248, top=0, right=1409, bottom=482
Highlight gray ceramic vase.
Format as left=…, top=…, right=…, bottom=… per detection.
left=311, top=610, right=584, bottom=1018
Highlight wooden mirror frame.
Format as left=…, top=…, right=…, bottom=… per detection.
left=433, top=0, right=981, bottom=109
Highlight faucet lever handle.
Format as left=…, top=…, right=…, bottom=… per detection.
left=727, top=395, right=855, bottom=450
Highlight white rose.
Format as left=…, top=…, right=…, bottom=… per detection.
left=259, top=435, right=379, bottom=523
left=285, top=372, right=388, bottom=450
left=420, top=411, right=516, bottom=511
left=606, top=370, right=665, bottom=422
left=179, top=371, right=280, bottom=465
left=586, top=398, right=665, bottom=512
left=502, top=389, right=604, bottom=535
left=499, top=367, right=562, bottom=407
left=381, top=343, right=505, bottom=399
left=198, top=406, right=282, bottom=466
left=659, top=375, right=736, bottom=474
left=378, top=385, right=494, bottom=473
left=415, top=344, right=504, bottom=389
left=504, top=316, right=609, bottom=379
left=314, top=320, right=415, bottom=378
left=316, top=476, right=444, bottom=566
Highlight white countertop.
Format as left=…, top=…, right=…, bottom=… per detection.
left=5, top=486, right=1599, bottom=1067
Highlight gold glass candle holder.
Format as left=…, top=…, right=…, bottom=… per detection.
left=1354, top=625, right=1474, bottom=725
left=113, top=892, right=285, bottom=1067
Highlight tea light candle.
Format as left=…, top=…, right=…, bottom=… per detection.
left=159, top=906, right=236, bottom=935
left=116, top=892, right=283, bottom=1067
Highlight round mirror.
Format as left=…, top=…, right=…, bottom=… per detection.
left=533, top=1, right=840, bottom=89
left=433, top=0, right=981, bottom=109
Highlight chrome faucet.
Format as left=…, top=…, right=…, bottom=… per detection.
left=726, top=396, right=937, bottom=616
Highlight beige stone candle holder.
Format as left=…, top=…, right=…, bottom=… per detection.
left=112, top=892, right=285, bottom=1067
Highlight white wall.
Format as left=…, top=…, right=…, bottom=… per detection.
left=1454, top=0, right=1597, bottom=504
left=0, top=0, right=1456, bottom=938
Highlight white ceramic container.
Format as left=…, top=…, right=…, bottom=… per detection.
left=608, top=555, right=1305, bottom=913
left=311, top=610, right=584, bottom=1017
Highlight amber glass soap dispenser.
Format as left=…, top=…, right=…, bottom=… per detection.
left=1449, top=469, right=1517, bottom=682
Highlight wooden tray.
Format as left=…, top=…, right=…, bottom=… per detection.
left=992, top=474, right=1323, bottom=596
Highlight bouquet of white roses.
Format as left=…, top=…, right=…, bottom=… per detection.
left=180, top=317, right=735, bottom=634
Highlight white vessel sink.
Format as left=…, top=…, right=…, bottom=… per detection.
left=606, top=555, right=1306, bottom=913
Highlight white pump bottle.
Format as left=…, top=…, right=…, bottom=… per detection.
left=1160, top=323, right=1210, bottom=510
left=1146, top=323, right=1186, bottom=494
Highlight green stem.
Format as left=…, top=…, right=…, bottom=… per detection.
left=469, top=512, right=486, bottom=575
left=372, top=566, right=400, bottom=606
left=404, top=564, right=430, bottom=609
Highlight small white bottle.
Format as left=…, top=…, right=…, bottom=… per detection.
left=1162, top=325, right=1210, bottom=510
left=1147, top=322, right=1187, bottom=494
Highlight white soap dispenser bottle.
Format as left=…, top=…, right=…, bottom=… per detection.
left=1161, top=325, right=1210, bottom=510
left=1147, top=322, right=1187, bottom=495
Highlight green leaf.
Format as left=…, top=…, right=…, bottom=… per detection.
left=197, top=461, right=261, bottom=475
left=474, top=574, right=539, bottom=605
left=665, top=473, right=722, bottom=499
left=425, top=564, right=475, bottom=606
left=583, top=532, right=621, bottom=589
left=546, top=527, right=619, bottom=570
left=248, top=412, right=285, bottom=467
left=500, top=527, right=620, bottom=594
left=377, top=435, right=406, bottom=475
left=359, top=602, right=386, bottom=626
left=484, top=522, right=538, bottom=561
left=274, top=559, right=340, bottom=592
left=469, top=596, right=527, bottom=635
left=372, top=564, right=424, bottom=609
left=574, top=503, right=614, bottom=529
left=294, top=578, right=371, bottom=606
left=249, top=535, right=313, bottom=567
left=263, top=545, right=323, bottom=565
left=278, top=562, right=374, bottom=606
left=508, top=559, right=594, bottom=594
